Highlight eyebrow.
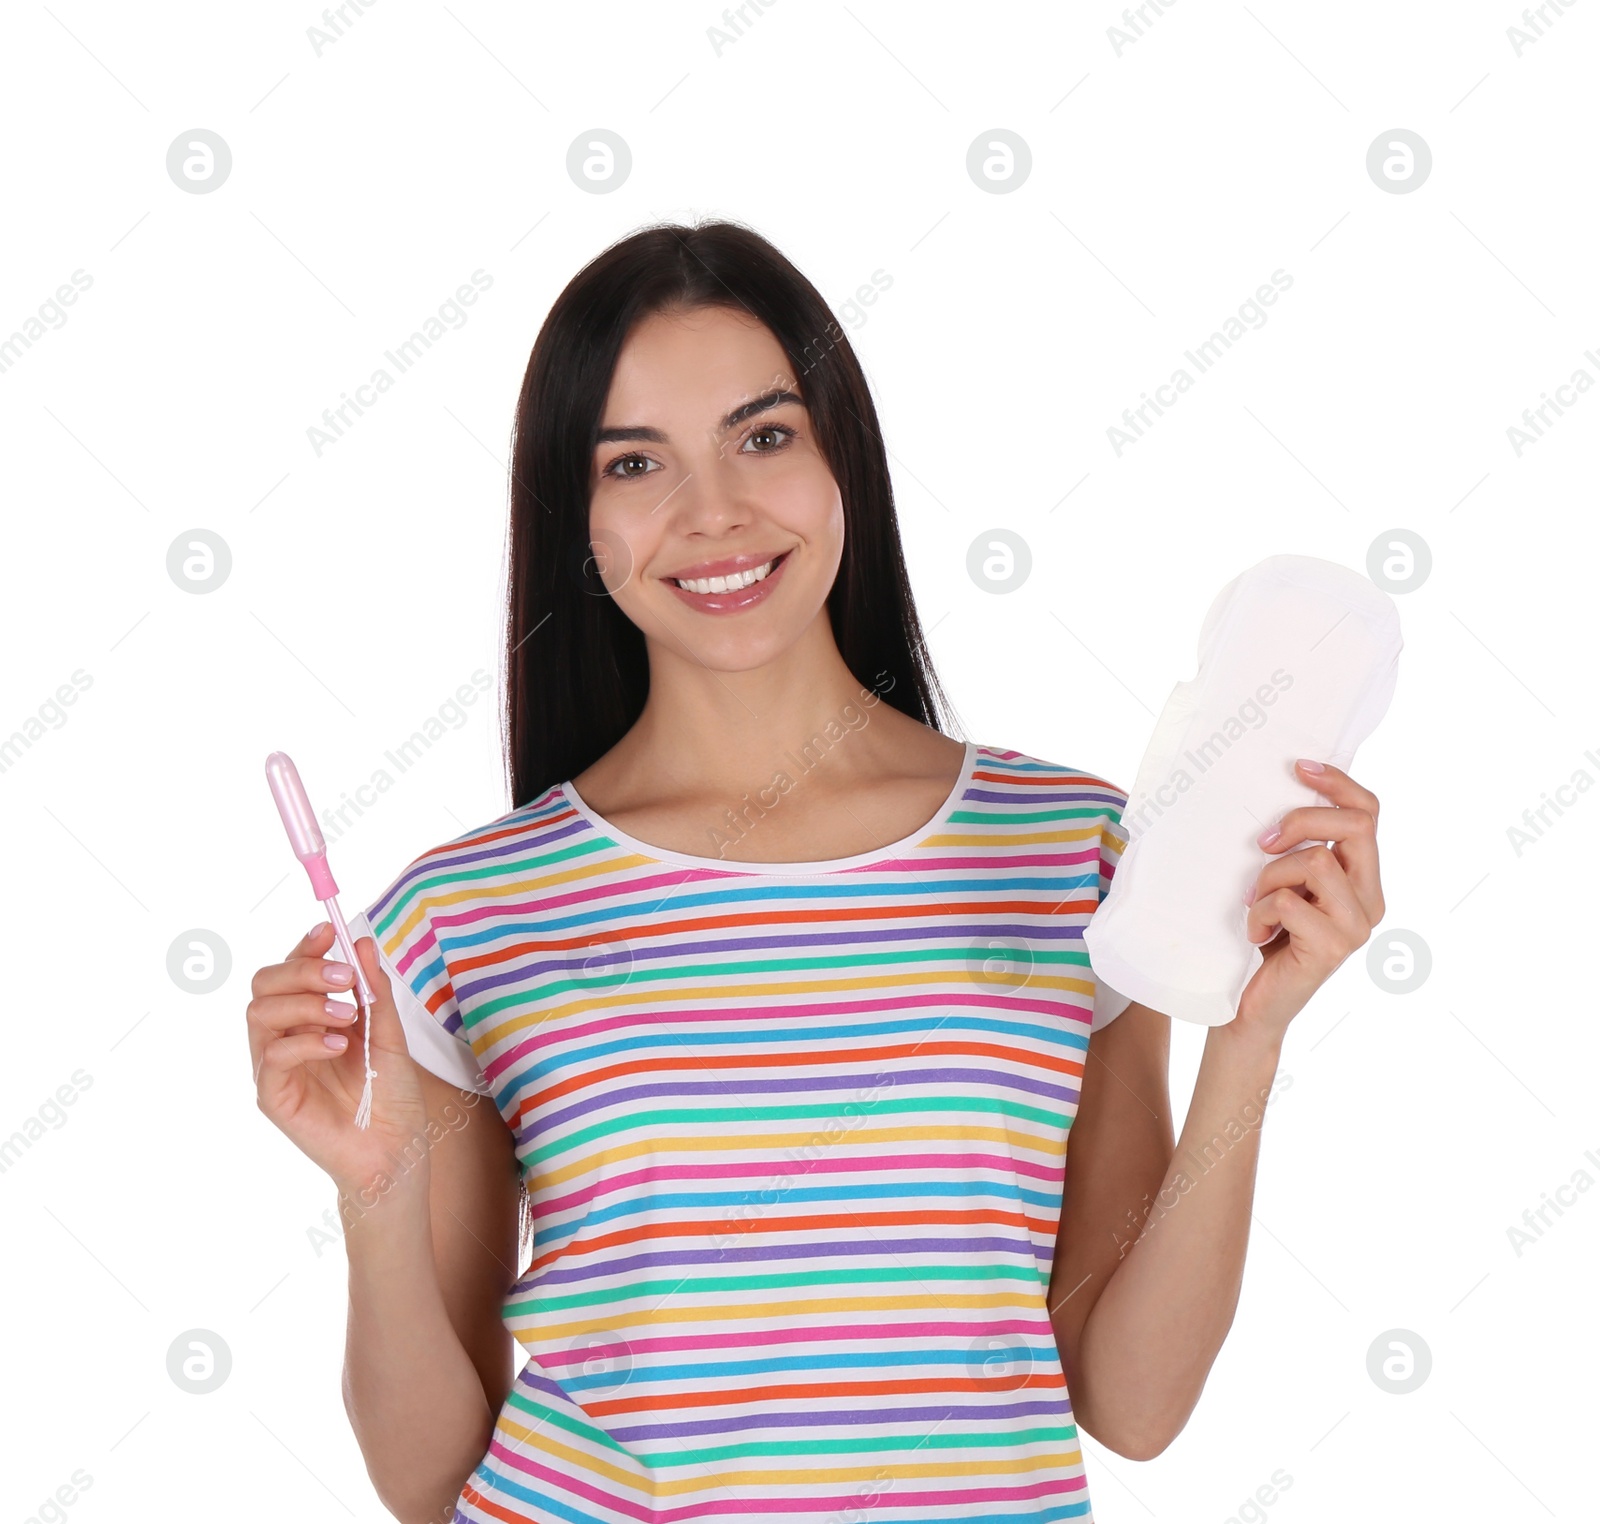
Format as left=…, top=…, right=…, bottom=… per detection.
left=593, top=388, right=804, bottom=448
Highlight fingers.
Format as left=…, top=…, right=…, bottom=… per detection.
left=1246, top=845, right=1372, bottom=950
left=1246, top=886, right=1327, bottom=954
left=1294, top=759, right=1380, bottom=820
left=287, top=919, right=334, bottom=961
left=1257, top=764, right=1384, bottom=926
left=1262, top=803, right=1377, bottom=854
left=353, top=934, right=387, bottom=992
left=257, top=1028, right=357, bottom=1070
left=349, top=936, right=405, bottom=1045
left=247, top=989, right=363, bottom=1039
left=1270, top=761, right=1380, bottom=841
left=251, top=944, right=361, bottom=1002
left=345, top=936, right=389, bottom=1012
left=1266, top=816, right=1380, bottom=925
left=247, top=926, right=361, bottom=1069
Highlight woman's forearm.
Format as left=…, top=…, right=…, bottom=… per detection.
left=339, top=1169, right=496, bottom=1524
left=1075, top=1023, right=1286, bottom=1458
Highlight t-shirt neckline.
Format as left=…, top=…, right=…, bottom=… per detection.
left=558, top=739, right=980, bottom=876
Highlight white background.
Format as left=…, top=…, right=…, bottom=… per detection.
left=2, top=2, right=1595, bottom=1521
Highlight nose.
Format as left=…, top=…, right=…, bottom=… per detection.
left=660, top=445, right=757, bottom=536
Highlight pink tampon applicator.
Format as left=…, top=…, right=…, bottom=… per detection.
left=265, top=751, right=379, bottom=1129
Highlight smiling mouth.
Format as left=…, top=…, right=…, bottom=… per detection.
left=668, top=551, right=789, bottom=594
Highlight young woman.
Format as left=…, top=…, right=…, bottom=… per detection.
left=247, top=219, right=1385, bottom=1524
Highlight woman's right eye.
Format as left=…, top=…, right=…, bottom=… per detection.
left=604, top=452, right=659, bottom=480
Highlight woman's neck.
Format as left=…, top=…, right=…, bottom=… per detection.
left=567, top=619, right=961, bottom=855
left=605, top=619, right=886, bottom=795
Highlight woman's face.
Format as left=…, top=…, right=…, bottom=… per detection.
left=587, top=304, right=845, bottom=672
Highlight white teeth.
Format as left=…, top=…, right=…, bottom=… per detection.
left=673, top=557, right=778, bottom=595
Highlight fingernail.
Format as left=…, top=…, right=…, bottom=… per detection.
left=310, top=921, right=329, bottom=940
left=324, top=961, right=354, bottom=987
left=324, top=1033, right=348, bottom=1049
left=1297, top=759, right=1325, bottom=774
left=1243, top=882, right=1258, bottom=906
left=1257, top=824, right=1282, bottom=848
left=324, top=1001, right=356, bottom=1022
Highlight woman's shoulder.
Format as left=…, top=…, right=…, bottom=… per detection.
left=362, top=786, right=575, bottom=921
left=977, top=742, right=1128, bottom=809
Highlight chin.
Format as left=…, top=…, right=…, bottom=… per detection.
left=678, top=629, right=799, bottom=673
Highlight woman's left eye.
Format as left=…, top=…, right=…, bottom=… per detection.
left=741, top=424, right=797, bottom=454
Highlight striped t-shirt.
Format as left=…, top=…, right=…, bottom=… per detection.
left=353, top=741, right=1132, bottom=1524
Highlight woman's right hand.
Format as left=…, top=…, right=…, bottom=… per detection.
left=247, top=923, right=432, bottom=1195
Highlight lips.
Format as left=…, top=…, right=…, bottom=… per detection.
left=660, top=549, right=789, bottom=586
left=663, top=548, right=793, bottom=613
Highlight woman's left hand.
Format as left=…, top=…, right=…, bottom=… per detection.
left=1234, top=759, right=1385, bottom=1046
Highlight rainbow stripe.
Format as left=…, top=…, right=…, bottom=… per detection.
left=363, top=742, right=1130, bottom=1523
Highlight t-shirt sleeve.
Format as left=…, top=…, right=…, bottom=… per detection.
left=1088, top=785, right=1134, bottom=1033
left=349, top=870, right=491, bottom=1096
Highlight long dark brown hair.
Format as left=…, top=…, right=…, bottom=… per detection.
left=499, top=216, right=959, bottom=811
